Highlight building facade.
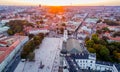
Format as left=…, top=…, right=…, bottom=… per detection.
left=60, top=38, right=120, bottom=72
left=0, top=36, right=29, bottom=72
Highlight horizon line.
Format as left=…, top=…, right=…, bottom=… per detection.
left=0, top=4, right=120, bottom=7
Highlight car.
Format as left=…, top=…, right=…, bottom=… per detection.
left=21, top=59, right=26, bottom=62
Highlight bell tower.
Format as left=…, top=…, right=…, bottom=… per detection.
left=63, top=29, right=68, bottom=42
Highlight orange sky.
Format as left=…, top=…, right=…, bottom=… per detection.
left=0, top=0, right=120, bottom=6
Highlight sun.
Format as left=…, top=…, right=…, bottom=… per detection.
left=48, top=6, right=65, bottom=14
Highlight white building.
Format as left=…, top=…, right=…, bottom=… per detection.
left=0, top=20, right=10, bottom=34
left=108, top=26, right=120, bottom=32
left=60, top=38, right=120, bottom=72
left=29, top=29, right=49, bottom=35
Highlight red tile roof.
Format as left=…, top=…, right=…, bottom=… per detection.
left=109, top=36, right=120, bottom=41
left=0, top=36, right=27, bottom=63
left=0, top=41, right=7, bottom=45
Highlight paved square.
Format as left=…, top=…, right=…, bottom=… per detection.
left=14, top=37, right=63, bottom=72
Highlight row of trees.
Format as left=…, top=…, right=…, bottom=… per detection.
left=56, top=23, right=66, bottom=34
left=113, top=31, right=120, bottom=37
left=103, top=19, right=120, bottom=26
left=96, top=27, right=110, bottom=34
left=85, top=34, right=120, bottom=63
left=96, top=26, right=120, bottom=38
left=21, top=33, right=44, bottom=61
left=6, top=20, right=34, bottom=35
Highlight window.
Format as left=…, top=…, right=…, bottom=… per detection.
left=90, top=61, right=93, bottom=63
left=90, top=64, right=92, bottom=66
left=76, top=60, right=78, bottom=63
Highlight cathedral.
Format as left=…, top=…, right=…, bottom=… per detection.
left=59, top=29, right=119, bottom=72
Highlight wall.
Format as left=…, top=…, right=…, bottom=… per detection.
left=95, top=64, right=113, bottom=71
left=76, top=59, right=96, bottom=70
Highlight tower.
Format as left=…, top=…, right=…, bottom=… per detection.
left=63, top=29, right=68, bottom=42
left=39, top=4, right=41, bottom=7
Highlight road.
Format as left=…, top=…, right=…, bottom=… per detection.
left=74, top=13, right=89, bottom=38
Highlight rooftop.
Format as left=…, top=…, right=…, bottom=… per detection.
left=115, top=64, right=120, bottom=71
left=66, top=38, right=84, bottom=54
left=0, top=36, right=27, bottom=63
left=85, top=18, right=98, bottom=24
left=65, top=56, right=82, bottom=72
left=70, top=53, right=89, bottom=59
left=96, top=61, right=113, bottom=66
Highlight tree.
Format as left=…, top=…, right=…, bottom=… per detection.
left=98, top=39, right=107, bottom=45
left=38, top=33, right=44, bottom=39
left=93, top=44, right=101, bottom=52
left=34, top=40, right=41, bottom=46
left=102, top=36, right=109, bottom=41
left=100, top=47, right=110, bottom=61
left=97, top=19, right=102, bottom=23
left=113, top=31, right=120, bottom=37
left=23, top=45, right=31, bottom=53
left=14, top=25, right=22, bottom=33
left=7, top=29, right=14, bottom=35
left=6, top=20, right=33, bottom=35
left=100, top=47, right=110, bottom=57
left=33, top=36, right=40, bottom=41
left=92, top=34, right=99, bottom=43
left=85, top=36, right=90, bottom=43
left=86, top=40, right=94, bottom=48
left=21, top=33, right=44, bottom=61
left=88, top=48, right=96, bottom=53
left=110, top=42, right=120, bottom=49
left=61, top=23, right=66, bottom=27
left=40, top=20, right=44, bottom=24
left=108, top=45, right=116, bottom=53
left=96, top=30, right=102, bottom=34
left=114, top=52, right=120, bottom=62
left=21, top=51, right=28, bottom=59
left=28, top=40, right=35, bottom=49
left=28, top=52, right=35, bottom=61
left=59, top=27, right=64, bottom=34
left=103, top=19, right=119, bottom=26
left=36, top=20, right=44, bottom=25
left=102, top=27, right=110, bottom=32
left=28, top=34, right=34, bottom=39
left=23, top=40, right=35, bottom=53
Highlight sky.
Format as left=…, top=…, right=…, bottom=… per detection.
left=0, top=0, right=120, bottom=6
